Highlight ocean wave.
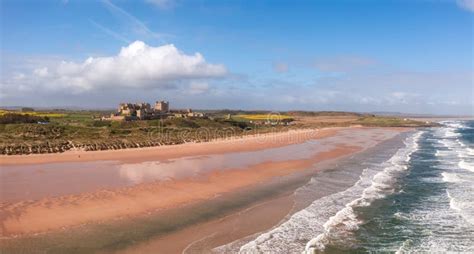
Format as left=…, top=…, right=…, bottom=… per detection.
left=393, top=187, right=474, bottom=252
left=304, top=131, right=422, bottom=253
left=441, top=172, right=462, bottom=183
left=444, top=129, right=461, bottom=138
left=434, top=149, right=451, bottom=158
left=458, top=160, right=474, bottom=173
left=230, top=123, right=472, bottom=253
left=434, top=125, right=474, bottom=173
left=396, top=239, right=418, bottom=254
left=234, top=186, right=361, bottom=254
left=436, top=122, right=474, bottom=226
left=467, top=147, right=474, bottom=156
left=441, top=121, right=467, bottom=129
left=437, top=139, right=457, bottom=150
left=393, top=212, right=410, bottom=221
left=227, top=162, right=385, bottom=254
left=447, top=190, right=474, bottom=225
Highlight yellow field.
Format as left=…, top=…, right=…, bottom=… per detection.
left=0, top=109, right=66, bottom=118
left=236, top=114, right=293, bottom=121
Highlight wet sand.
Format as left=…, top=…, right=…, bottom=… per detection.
left=0, top=129, right=338, bottom=202
left=0, top=127, right=409, bottom=253
left=1, top=146, right=358, bottom=236
left=115, top=194, right=295, bottom=254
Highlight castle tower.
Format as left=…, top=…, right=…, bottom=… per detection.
left=154, top=101, right=169, bottom=113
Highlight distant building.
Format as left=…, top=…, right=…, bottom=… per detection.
left=154, top=101, right=169, bottom=113
left=105, top=100, right=170, bottom=121
left=102, top=100, right=205, bottom=121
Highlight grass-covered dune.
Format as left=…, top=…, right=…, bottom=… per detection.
left=0, top=109, right=437, bottom=155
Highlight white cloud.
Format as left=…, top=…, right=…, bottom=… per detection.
left=457, top=0, right=474, bottom=12
left=33, top=67, right=49, bottom=77
left=6, top=41, right=226, bottom=93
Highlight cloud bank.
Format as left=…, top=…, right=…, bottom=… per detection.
left=7, top=41, right=226, bottom=93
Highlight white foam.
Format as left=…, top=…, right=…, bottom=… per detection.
left=434, top=150, right=443, bottom=157
left=393, top=212, right=410, bottom=220
left=435, top=122, right=474, bottom=227
left=467, top=147, right=474, bottom=156
left=304, top=132, right=422, bottom=253
left=447, top=190, right=474, bottom=225
left=441, top=121, right=466, bottom=129
left=441, top=172, right=462, bottom=183
left=435, top=124, right=474, bottom=173
left=458, top=160, right=474, bottom=172
left=223, top=167, right=376, bottom=254
left=395, top=239, right=414, bottom=254
left=437, top=139, right=456, bottom=150
left=444, top=129, right=461, bottom=138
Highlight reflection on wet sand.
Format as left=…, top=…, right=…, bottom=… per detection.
left=118, top=140, right=330, bottom=184
left=2, top=128, right=387, bottom=203
left=0, top=127, right=406, bottom=253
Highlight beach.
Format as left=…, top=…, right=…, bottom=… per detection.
left=0, top=126, right=410, bottom=253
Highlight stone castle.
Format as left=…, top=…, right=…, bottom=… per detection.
left=108, top=101, right=170, bottom=121
left=103, top=100, right=206, bottom=121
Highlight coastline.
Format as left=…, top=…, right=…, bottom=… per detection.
left=115, top=128, right=413, bottom=254
left=0, top=126, right=411, bottom=253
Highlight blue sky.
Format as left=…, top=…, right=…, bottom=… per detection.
left=1, top=0, right=473, bottom=115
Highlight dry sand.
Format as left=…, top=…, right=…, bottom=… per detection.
left=0, top=128, right=330, bottom=166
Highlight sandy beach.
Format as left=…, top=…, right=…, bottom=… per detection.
left=0, top=127, right=409, bottom=253
left=0, top=128, right=328, bottom=165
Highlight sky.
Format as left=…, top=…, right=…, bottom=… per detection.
left=0, top=0, right=473, bottom=115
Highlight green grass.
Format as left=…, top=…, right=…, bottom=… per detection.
left=0, top=110, right=437, bottom=154
left=354, top=116, right=435, bottom=127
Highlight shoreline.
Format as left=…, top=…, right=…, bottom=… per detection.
left=0, top=127, right=411, bottom=253
left=116, top=129, right=412, bottom=254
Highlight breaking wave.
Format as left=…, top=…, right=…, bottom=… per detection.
left=304, top=131, right=422, bottom=253
left=218, top=120, right=474, bottom=253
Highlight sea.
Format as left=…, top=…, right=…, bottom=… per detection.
left=216, top=120, right=474, bottom=253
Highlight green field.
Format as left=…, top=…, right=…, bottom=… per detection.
left=0, top=109, right=66, bottom=118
